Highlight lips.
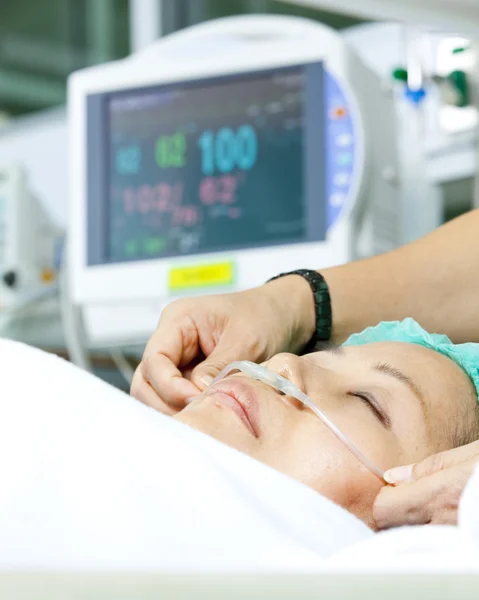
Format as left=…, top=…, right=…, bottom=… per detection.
left=204, top=378, right=261, bottom=437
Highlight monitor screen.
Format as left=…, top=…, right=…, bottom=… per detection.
left=86, top=62, right=327, bottom=265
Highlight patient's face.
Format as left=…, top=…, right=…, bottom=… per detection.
left=175, top=343, right=477, bottom=528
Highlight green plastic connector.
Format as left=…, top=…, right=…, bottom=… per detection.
left=452, top=45, right=470, bottom=55
left=447, top=70, right=469, bottom=107
left=392, top=67, right=408, bottom=83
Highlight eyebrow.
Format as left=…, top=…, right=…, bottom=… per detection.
left=372, top=362, right=427, bottom=413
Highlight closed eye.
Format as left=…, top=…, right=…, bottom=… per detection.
left=348, top=392, right=391, bottom=429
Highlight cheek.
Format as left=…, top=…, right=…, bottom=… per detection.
left=330, top=409, right=404, bottom=472
left=257, top=420, right=384, bottom=526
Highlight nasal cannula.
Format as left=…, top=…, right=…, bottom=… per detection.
left=211, top=361, right=386, bottom=481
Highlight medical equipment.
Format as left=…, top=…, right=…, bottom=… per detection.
left=67, top=14, right=399, bottom=353
left=209, top=360, right=385, bottom=480
left=0, top=164, right=61, bottom=315
left=344, top=23, right=479, bottom=228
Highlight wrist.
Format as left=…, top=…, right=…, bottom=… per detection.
left=263, top=274, right=316, bottom=351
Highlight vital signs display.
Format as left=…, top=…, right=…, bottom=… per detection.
left=86, top=62, right=330, bottom=265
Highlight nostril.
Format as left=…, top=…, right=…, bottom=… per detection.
left=255, top=358, right=306, bottom=399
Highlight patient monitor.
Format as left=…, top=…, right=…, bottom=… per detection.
left=68, top=15, right=398, bottom=348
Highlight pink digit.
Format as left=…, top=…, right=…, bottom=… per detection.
left=184, top=206, right=199, bottom=227
left=156, top=183, right=171, bottom=212
left=199, top=177, right=217, bottom=205
left=220, top=175, right=237, bottom=204
left=138, top=185, right=153, bottom=214
left=172, top=206, right=183, bottom=226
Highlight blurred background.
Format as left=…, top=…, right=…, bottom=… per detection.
left=0, top=0, right=363, bottom=120
left=0, top=0, right=369, bottom=388
left=0, top=0, right=478, bottom=389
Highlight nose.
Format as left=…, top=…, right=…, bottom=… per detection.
left=262, top=353, right=306, bottom=410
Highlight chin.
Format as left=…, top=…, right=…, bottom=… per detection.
left=174, top=405, right=255, bottom=454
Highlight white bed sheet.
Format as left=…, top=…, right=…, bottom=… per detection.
left=326, top=467, right=479, bottom=572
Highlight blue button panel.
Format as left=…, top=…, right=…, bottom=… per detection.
left=324, top=71, right=356, bottom=230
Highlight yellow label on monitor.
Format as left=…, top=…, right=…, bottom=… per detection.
left=169, top=262, right=235, bottom=291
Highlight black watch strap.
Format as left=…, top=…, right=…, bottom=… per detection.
left=268, top=269, right=332, bottom=352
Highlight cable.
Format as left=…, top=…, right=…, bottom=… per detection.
left=59, top=254, right=92, bottom=371
left=109, top=348, right=135, bottom=386
left=60, top=246, right=135, bottom=384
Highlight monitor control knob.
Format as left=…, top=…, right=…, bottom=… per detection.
left=3, top=270, right=17, bottom=288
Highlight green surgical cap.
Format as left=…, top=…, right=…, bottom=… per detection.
left=344, top=318, right=479, bottom=401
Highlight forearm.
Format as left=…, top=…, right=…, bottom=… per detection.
left=321, top=209, right=479, bottom=344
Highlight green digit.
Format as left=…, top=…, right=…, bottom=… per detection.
left=156, top=132, right=186, bottom=168
left=171, top=132, right=186, bottom=167
left=155, top=137, right=168, bottom=168
left=144, top=237, right=166, bottom=255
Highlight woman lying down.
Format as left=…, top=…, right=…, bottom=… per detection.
left=2, top=318, right=479, bottom=570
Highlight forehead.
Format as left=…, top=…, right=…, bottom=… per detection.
left=311, top=341, right=475, bottom=416
left=341, top=341, right=462, bottom=379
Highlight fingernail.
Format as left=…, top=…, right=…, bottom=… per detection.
left=384, top=464, right=414, bottom=484
left=200, top=375, right=214, bottom=388
left=185, top=397, right=197, bottom=404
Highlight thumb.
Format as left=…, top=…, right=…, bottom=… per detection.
left=383, top=460, right=433, bottom=485
left=384, top=441, right=479, bottom=484
left=384, top=445, right=473, bottom=484
left=190, top=337, right=251, bottom=392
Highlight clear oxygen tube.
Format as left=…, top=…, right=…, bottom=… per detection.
left=211, top=360, right=385, bottom=481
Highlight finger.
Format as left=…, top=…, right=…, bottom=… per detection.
left=385, top=440, right=479, bottom=483
left=190, top=330, right=262, bottom=389
left=143, top=311, right=200, bottom=370
left=141, top=352, right=201, bottom=409
left=374, top=465, right=471, bottom=529
left=140, top=312, right=204, bottom=407
left=130, top=367, right=178, bottom=415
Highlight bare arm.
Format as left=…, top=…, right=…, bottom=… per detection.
left=319, top=209, right=479, bottom=344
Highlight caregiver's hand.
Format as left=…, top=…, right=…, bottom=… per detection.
left=373, top=441, right=479, bottom=528
left=131, top=276, right=315, bottom=415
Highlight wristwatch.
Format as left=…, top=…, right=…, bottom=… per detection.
left=267, top=269, right=332, bottom=352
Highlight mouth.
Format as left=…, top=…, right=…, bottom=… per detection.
left=203, top=378, right=260, bottom=438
